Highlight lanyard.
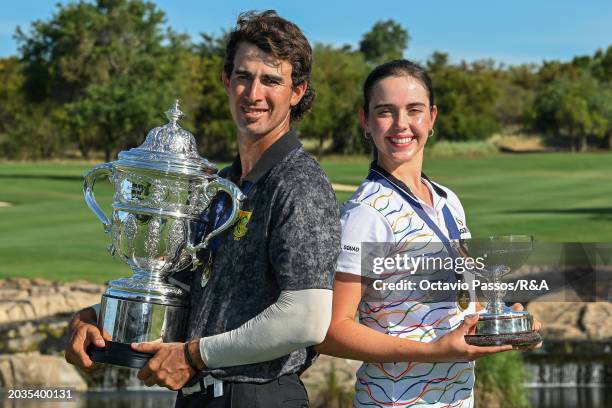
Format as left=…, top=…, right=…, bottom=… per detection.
left=366, top=169, right=461, bottom=255
left=366, top=169, right=472, bottom=310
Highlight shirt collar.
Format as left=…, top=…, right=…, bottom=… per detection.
left=369, top=161, right=448, bottom=199
left=226, top=130, right=302, bottom=185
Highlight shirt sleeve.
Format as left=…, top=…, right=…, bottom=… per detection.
left=199, top=289, right=331, bottom=368
left=268, top=167, right=341, bottom=291
left=336, top=201, right=395, bottom=276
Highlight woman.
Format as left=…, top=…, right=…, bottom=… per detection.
left=316, top=60, right=525, bottom=407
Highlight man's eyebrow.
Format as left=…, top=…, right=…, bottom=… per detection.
left=233, top=69, right=252, bottom=77
left=373, top=103, right=394, bottom=110
left=232, top=69, right=284, bottom=84
left=262, top=73, right=284, bottom=83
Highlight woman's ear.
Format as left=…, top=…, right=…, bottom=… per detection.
left=358, top=108, right=369, bottom=133
left=430, top=104, right=438, bottom=127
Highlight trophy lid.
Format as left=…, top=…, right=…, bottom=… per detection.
left=116, top=100, right=216, bottom=176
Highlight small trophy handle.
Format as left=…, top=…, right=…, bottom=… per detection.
left=188, top=177, right=245, bottom=267
left=83, top=163, right=113, bottom=233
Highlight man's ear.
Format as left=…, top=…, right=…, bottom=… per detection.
left=290, top=81, right=308, bottom=107
left=221, top=71, right=230, bottom=91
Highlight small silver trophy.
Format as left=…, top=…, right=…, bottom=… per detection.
left=461, top=235, right=542, bottom=348
left=83, top=101, right=244, bottom=368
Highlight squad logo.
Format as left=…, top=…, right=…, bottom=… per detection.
left=233, top=210, right=252, bottom=240
left=343, top=244, right=360, bottom=253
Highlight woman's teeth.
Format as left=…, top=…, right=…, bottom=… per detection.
left=389, top=137, right=415, bottom=144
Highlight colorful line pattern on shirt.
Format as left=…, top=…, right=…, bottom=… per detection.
left=347, top=179, right=475, bottom=408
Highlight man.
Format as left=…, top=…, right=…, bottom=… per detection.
left=65, top=10, right=341, bottom=407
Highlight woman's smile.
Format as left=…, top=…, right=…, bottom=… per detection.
left=386, top=134, right=417, bottom=147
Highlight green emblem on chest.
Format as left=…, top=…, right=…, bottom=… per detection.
left=233, top=210, right=252, bottom=240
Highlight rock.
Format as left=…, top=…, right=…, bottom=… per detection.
left=0, top=353, right=87, bottom=390
left=2, top=278, right=32, bottom=290
left=540, top=323, right=586, bottom=340
left=302, top=355, right=359, bottom=407
left=527, top=301, right=587, bottom=340
left=31, top=278, right=52, bottom=286
left=0, top=300, right=37, bottom=323
left=582, top=302, right=612, bottom=340
left=527, top=298, right=612, bottom=342
left=0, top=279, right=104, bottom=325
left=0, top=315, right=71, bottom=354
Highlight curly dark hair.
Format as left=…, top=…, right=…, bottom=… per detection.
left=223, top=10, right=315, bottom=122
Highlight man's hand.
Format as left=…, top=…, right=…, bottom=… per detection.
left=65, top=307, right=108, bottom=372
left=132, top=340, right=204, bottom=391
left=510, top=303, right=541, bottom=331
left=511, top=303, right=543, bottom=349
left=431, top=314, right=513, bottom=362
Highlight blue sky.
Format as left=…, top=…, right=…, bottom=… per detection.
left=1, top=0, right=611, bottom=65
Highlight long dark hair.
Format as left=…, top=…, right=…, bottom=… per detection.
left=362, top=59, right=434, bottom=114
left=362, top=60, right=435, bottom=160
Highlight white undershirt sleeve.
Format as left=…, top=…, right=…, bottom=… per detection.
left=198, top=288, right=331, bottom=368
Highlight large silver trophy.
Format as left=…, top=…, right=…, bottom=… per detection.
left=461, top=235, right=542, bottom=348
left=83, top=101, right=244, bottom=368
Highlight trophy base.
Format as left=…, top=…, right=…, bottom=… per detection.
left=89, top=341, right=154, bottom=369
left=465, top=331, right=542, bottom=347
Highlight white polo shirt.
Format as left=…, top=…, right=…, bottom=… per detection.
left=337, top=166, right=476, bottom=408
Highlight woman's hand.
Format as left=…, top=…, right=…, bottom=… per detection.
left=430, top=314, right=512, bottom=362
left=510, top=303, right=542, bottom=331
left=511, top=303, right=542, bottom=349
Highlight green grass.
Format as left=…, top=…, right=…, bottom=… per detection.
left=1, top=152, right=611, bottom=283
left=321, top=153, right=612, bottom=242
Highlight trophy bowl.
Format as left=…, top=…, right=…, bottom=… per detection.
left=461, top=235, right=542, bottom=348
left=83, top=101, right=244, bottom=368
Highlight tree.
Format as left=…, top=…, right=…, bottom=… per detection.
left=0, top=57, right=67, bottom=159
left=595, top=87, right=612, bottom=149
left=15, top=0, right=189, bottom=161
left=492, top=64, right=538, bottom=129
left=359, top=20, right=409, bottom=64
left=533, top=73, right=608, bottom=151
left=297, top=44, right=369, bottom=157
left=427, top=54, right=501, bottom=141
left=180, top=31, right=237, bottom=161
left=194, top=52, right=236, bottom=160
left=0, top=58, right=25, bottom=142
left=592, top=45, right=612, bottom=84
left=427, top=51, right=449, bottom=72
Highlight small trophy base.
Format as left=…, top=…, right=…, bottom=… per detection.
left=465, top=331, right=542, bottom=347
left=88, top=341, right=154, bottom=369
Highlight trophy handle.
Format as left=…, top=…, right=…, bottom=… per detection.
left=188, top=177, right=245, bottom=267
left=83, top=163, right=113, bottom=233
